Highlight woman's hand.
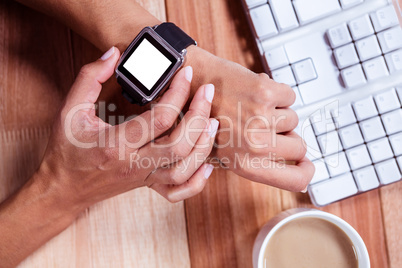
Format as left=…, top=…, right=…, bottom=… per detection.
left=38, top=47, right=218, bottom=209
left=189, top=50, right=315, bottom=192
left=0, top=47, right=218, bottom=267
left=14, top=0, right=314, bottom=191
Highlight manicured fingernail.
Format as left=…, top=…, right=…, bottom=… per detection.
left=208, top=119, right=219, bottom=137
left=204, top=164, right=214, bottom=179
left=184, top=66, right=193, bottom=82
left=101, top=47, right=115, bottom=61
left=205, top=84, right=215, bottom=103
left=301, top=187, right=308, bottom=193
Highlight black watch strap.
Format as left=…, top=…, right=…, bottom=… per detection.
left=118, top=76, right=145, bottom=105
left=154, top=23, right=197, bottom=53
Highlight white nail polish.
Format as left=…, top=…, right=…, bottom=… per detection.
left=208, top=119, right=219, bottom=137
left=204, top=164, right=214, bottom=179
left=101, top=47, right=115, bottom=61
left=205, top=84, right=215, bottom=103
left=185, top=66, right=193, bottom=82
left=301, top=187, right=308, bottom=193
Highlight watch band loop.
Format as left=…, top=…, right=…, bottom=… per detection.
left=155, top=23, right=197, bottom=53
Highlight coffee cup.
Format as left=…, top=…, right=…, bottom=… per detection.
left=252, top=208, right=370, bottom=268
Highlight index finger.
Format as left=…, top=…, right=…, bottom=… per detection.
left=236, top=156, right=315, bottom=192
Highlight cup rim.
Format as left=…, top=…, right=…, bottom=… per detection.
left=257, top=209, right=370, bottom=268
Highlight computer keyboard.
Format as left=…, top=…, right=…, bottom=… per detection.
left=241, top=0, right=402, bottom=206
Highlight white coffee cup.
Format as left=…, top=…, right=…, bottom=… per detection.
left=252, top=208, right=370, bottom=268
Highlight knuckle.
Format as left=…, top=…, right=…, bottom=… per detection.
left=154, top=113, right=175, bottom=132
left=288, top=86, right=297, bottom=104
left=78, top=64, right=95, bottom=79
left=288, top=110, right=299, bottom=130
left=174, top=82, right=190, bottom=98
left=292, top=174, right=310, bottom=192
left=169, top=144, right=191, bottom=159
left=189, top=106, right=209, bottom=120
left=166, top=192, right=181, bottom=203
left=192, top=179, right=205, bottom=194
left=258, top=72, right=271, bottom=81
left=293, top=140, right=307, bottom=160
left=104, top=147, right=119, bottom=162
left=167, top=168, right=184, bottom=185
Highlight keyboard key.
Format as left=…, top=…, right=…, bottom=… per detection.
left=327, top=23, right=352, bottom=48
left=349, top=15, right=375, bottom=40
left=332, top=104, right=357, bottom=128
left=362, top=56, right=389, bottom=81
left=346, top=145, right=372, bottom=170
left=354, top=166, right=380, bottom=191
left=381, top=110, right=402, bottom=135
left=300, top=124, right=322, bottom=160
left=390, top=133, right=402, bottom=156
left=396, top=156, right=402, bottom=172
left=341, top=64, right=366, bottom=88
left=375, top=159, right=401, bottom=184
left=353, top=96, right=378, bottom=121
left=269, top=0, right=299, bottom=32
left=264, top=46, right=289, bottom=70
left=310, top=172, right=357, bottom=206
left=318, top=131, right=343, bottom=156
left=370, top=5, right=400, bottom=33
left=250, top=4, right=278, bottom=38
left=291, top=86, right=304, bottom=108
left=374, top=88, right=401, bottom=114
left=367, top=138, right=394, bottom=163
left=311, top=160, right=330, bottom=184
left=397, top=87, right=402, bottom=102
left=334, top=43, right=360, bottom=69
left=340, top=0, right=363, bottom=9
left=339, top=124, right=364, bottom=149
left=271, top=66, right=296, bottom=86
left=378, top=27, right=402, bottom=53
left=325, top=151, right=350, bottom=176
left=310, top=111, right=336, bottom=135
left=398, top=156, right=402, bottom=172
left=292, top=58, right=317, bottom=84
left=245, top=0, right=267, bottom=8
left=293, top=0, right=341, bottom=25
left=355, top=35, right=382, bottom=61
left=359, top=117, right=386, bottom=142
left=385, top=49, right=402, bottom=73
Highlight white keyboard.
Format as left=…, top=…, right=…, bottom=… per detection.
left=242, top=0, right=402, bottom=206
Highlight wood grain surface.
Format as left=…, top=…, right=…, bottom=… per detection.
left=0, top=0, right=401, bottom=267
left=1, top=1, right=190, bottom=268
left=167, top=0, right=402, bottom=268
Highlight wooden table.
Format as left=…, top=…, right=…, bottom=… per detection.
left=1, top=0, right=401, bottom=267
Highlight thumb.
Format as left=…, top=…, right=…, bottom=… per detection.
left=65, top=47, right=120, bottom=108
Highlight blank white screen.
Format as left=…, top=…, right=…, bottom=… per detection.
left=123, top=39, right=172, bottom=90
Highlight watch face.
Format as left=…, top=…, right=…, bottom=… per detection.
left=117, top=30, right=181, bottom=98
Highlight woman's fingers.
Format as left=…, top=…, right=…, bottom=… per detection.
left=234, top=156, right=315, bottom=192
left=117, top=66, right=193, bottom=149
left=272, top=108, right=299, bottom=133
left=136, top=84, right=216, bottom=176
left=65, top=47, right=120, bottom=110
left=273, top=83, right=296, bottom=108
left=146, top=118, right=219, bottom=186
left=156, top=84, right=215, bottom=158
left=150, top=163, right=214, bottom=203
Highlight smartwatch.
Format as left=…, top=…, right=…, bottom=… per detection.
left=115, top=23, right=197, bottom=105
